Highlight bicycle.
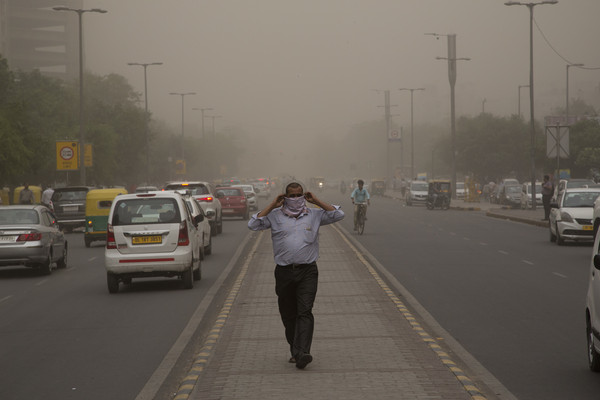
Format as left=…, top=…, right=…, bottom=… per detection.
left=355, top=203, right=367, bottom=235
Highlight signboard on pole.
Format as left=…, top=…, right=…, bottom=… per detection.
left=175, top=159, right=186, bottom=175
left=388, top=129, right=401, bottom=142
left=56, top=141, right=79, bottom=170
left=84, top=143, right=93, bottom=167
left=546, top=125, right=569, bottom=158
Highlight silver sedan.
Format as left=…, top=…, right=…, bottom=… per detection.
left=0, top=205, right=68, bottom=274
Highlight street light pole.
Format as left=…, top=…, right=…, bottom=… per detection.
left=505, top=0, right=558, bottom=211
left=398, top=88, right=425, bottom=181
left=52, top=6, right=107, bottom=186
left=207, top=115, right=222, bottom=139
left=192, top=107, right=213, bottom=140
left=127, top=62, right=162, bottom=184
left=169, top=92, right=196, bottom=161
left=566, top=63, right=584, bottom=125
left=518, top=84, right=529, bottom=118
left=427, top=33, right=470, bottom=199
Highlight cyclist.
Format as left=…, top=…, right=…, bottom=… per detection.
left=350, top=179, right=370, bottom=231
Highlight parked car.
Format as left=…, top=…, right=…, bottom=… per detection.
left=233, top=184, right=258, bottom=211
left=51, top=186, right=93, bottom=232
left=499, top=184, right=521, bottom=208
left=181, top=194, right=212, bottom=258
left=549, top=188, right=600, bottom=245
left=255, top=182, right=270, bottom=198
left=164, top=181, right=223, bottom=236
left=215, top=187, right=249, bottom=220
left=490, top=183, right=503, bottom=204
left=586, top=232, right=600, bottom=371
left=520, top=181, right=542, bottom=210
left=553, top=178, right=597, bottom=203
left=456, top=182, right=465, bottom=199
left=405, top=181, right=428, bottom=206
left=0, top=205, right=68, bottom=274
left=104, top=191, right=203, bottom=293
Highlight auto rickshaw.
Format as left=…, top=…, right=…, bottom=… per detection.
left=426, top=180, right=451, bottom=210
left=371, top=179, right=386, bottom=196
left=13, top=185, right=42, bottom=204
left=84, top=188, right=128, bottom=247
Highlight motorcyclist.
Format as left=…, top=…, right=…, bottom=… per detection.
left=350, top=179, right=370, bottom=231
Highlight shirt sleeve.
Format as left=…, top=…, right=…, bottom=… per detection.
left=320, top=205, right=344, bottom=225
left=366, top=190, right=371, bottom=199
left=350, top=189, right=356, bottom=199
left=247, top=212, right=271, bottom=231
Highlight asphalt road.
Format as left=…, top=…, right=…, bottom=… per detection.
left=0, top=211, right=255, bottom=400
left=326, top=188, right=600, bottom=400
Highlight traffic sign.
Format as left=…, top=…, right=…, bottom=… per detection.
left=56, top=141, right=79, bottom=170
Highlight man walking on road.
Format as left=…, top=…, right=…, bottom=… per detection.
left=248, top=181, right=344, bottom=369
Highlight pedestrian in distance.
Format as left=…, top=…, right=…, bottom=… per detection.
left=19, top=183, right=34, bottom=205
left=541, top=174, right=554, bottom=221
left=247, top=180, right=344, bottom=369
left=41, top=185, right=54, bottom=210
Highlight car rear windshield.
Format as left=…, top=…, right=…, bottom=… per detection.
left=217, top=189, right=243, bottom=196
left=165, top=184, right=209, bottom=195
left=112, top=198, right=181, bottom=225
left=0, top=209, right=39, bottom=225
left=52, top=189, right=88, bottom=202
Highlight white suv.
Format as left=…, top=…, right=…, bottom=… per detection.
left=104, top=192, right=202, bottom=293
left=586, top=233, right=600, bottom=371
left=164, top=181, right=223, bottom=236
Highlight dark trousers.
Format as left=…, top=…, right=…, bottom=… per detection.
left=274, top=263, right=318, bottom=358
left=542, top=194, right=552, bottom=219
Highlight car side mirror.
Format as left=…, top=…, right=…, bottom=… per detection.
left=594, top=254, right=600, bottom=270
left=195, top=214, right=204, bottom=224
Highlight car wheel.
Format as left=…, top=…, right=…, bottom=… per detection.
left=39, top=254, right=52, bottom=275
left=588, top=319, right=600, bottom=372
left=243, top=210, right=249, bottom=221
left=217, top=216, right=223, bottom=234
left=182, top=263, right=194, bottom=289
left=199, top=235, right=205, bottom=260
left=204, top=234, right=212, bottom=256
left=549, top=225, right=556, bottom=242
left=556, top=223, right=564, bottom=245
left=210, top=221, right=217, bottom=237
left=57, top=244, right=68, bottom=269
left=84, top=236, right=91, bottom=248
left=107, top=273, right=119, bottom=293
left=193, top=263, right=202, bottom=281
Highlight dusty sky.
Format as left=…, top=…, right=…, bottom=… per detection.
left=80, top=0, right=600, bottom=177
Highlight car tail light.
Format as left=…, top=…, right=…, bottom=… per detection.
left=106, top=224, right=116, bottom=249
left=17, top=232, right=42, bottom=241
left=196, top=196, right=213, bottom=203
left=178, top=220, right=190, bottom=246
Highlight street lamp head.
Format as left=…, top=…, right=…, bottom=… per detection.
left=90, top=8, right=107, bottom=13
left=52, top=6, right=70, bottom=11
left=569, top=63, right=584, bottom=68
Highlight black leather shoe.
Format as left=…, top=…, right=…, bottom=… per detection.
left=295, top=353, right=313, bottom=369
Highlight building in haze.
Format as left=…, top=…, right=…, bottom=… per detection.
left=0, top=0, right=82, bottom=80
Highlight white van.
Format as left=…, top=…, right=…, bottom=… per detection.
left=104, top=192, right=203, bottom=293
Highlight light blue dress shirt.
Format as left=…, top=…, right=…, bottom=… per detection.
left=248, top=206, right=344, bottom=266
left=350, top=188, right=370, bottom=203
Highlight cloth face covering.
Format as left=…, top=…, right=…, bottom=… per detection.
left=282, top=196, right=308, bottom=217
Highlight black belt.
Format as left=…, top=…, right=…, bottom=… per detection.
left=277, top=262, right=316, bottom=270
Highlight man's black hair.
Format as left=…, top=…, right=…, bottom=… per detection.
left=285, top=182, right=303, bottom=194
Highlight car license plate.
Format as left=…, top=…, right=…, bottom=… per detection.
left=63, top=205, right=78, bottom=212
left=583, top=225, right=593, bottom=231
left=223, top=209, right=234, bottom=213
left=132, top=235, right=162, bottom=245
left=0, top=235, right=17, bottom=242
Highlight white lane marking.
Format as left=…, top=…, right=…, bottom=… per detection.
left=522, top=260, right=534, bottom=265
left=450, top=232, right=457, bottom=236
left=480, top=242, right=488, bottom=246
left=0, top=295, right=13, bottom=304
left=35, top=279, right=49, bottom=286
left=553, top=272, right=568, bottom=279
left=463, top=237, right=470, bottom=241
left=498, top=250, right=508, bottom=255
left=89, top=256, right=97, bottom=262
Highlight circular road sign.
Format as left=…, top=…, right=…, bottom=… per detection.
left=60, top=146, right=75, bottom=161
